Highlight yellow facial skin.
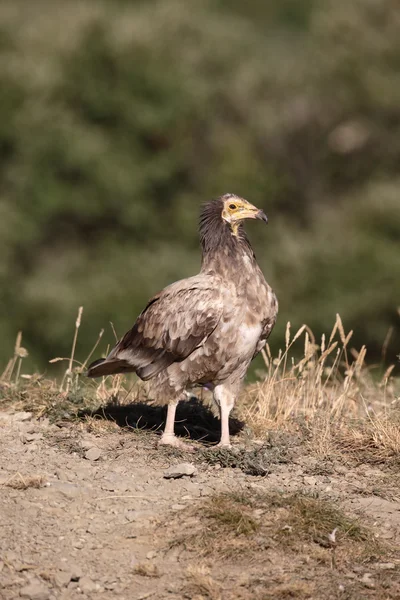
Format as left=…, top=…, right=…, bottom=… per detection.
left=221, top=197, right=268, bottom=235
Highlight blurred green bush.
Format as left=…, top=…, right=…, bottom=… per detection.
left=0, top=0, right=399, bottom=371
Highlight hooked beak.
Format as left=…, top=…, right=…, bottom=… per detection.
left=242, top=205, right=268, bottom=224
left=230, top=199, right=268, bottom=224
left=255, top=209, right=268, bottom=224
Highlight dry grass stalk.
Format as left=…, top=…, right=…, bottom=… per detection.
left=184, top=564, right=222, bottom=600
left=2, top=473, right=45, bottom=490
left=133, top=562, right=161, bottom=578
left=0, top=331, right=29, bottom=384
left=335, top=412, right=400, bottom=464
left=242, top=315, right=398, bottom=442
left=61, top=305, right=83, bottom=393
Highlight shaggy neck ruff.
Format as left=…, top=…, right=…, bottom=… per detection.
left=199, top=198, right=256, bottom=273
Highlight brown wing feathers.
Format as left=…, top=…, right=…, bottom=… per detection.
left=87, top=283, right=222, bottom=381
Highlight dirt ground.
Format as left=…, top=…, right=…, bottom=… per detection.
left=1, top=405, right=400, bottom=600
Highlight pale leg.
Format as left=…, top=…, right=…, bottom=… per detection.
left=213, top=385, right=235, bottom=448
left=159, top=401, right=178, bottom=443
left=158, top=399, right=195, bottom=450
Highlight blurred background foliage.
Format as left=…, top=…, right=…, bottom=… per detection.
left=0, top=0, right=399, bottom=373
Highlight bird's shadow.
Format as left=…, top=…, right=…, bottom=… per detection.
left=78, top=396, right=244, bottom=444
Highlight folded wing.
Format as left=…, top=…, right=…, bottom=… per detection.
left=87, top=278, right=222, bottom=380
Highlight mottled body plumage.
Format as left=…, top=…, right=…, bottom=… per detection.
left=87, top=194, right=278, bottom=447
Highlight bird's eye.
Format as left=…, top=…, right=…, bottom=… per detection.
left=229, top=203, right=237, bottom=210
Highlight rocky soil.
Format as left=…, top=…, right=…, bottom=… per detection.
left=1, top=407, right=400, bottom=600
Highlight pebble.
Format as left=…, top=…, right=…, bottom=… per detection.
left=171, top=504, right=186, bottom=511
left=54, top=571, right=72, bottom=588
left=84, top=447, right=102, bottom=461
left=378, top=530, right=395, bottom=540
left=20, top=432, right=43, bottom=444
left=64, top=565, right=83, bottom=581
left=13, top=412, right=33, bottom=422
left=163, top=463, right=197, bottom=479
left=303, top=476, right=317, bottom=486
left=80, top=439, right=97, bottom=450
left=104, top=582, right=117, bottom=591
left=67, top=581, right=79, bottom=590
left=376, top=562, right=395, bottom=570
left=146, top=551, right=157, bottom=559
left=47, top=482, right=81, bottom=498
left=26, top=432, right=43, bottom=442
left=360, top=573, right=375, bottom=589
left=79, top=576, right=99, bottom=593
left=20, top=582, right=50, bottom=600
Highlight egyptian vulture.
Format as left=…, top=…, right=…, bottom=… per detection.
left=87, top=194, right=278, bottom=448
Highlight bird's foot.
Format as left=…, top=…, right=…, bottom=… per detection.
left=215, top=441, right=232, bottom=449
left=158, top=434, right=195, bottom=452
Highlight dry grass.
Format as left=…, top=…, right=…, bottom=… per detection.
left=170, top=489, right=381, bottom=564
left=259, top=581, right=315, bottom=600
left=244, top=315, right=398, bottom=429
left=239, top=314, right=400, bottom=464
left=167, top=489, right=400, bottom=600
left=133, top=562, right=161, bottom=578
left=1, top=473, right=45, bottom=490
left=183, top=565, right=222, bottom=600
left=1, top=312, right=399, bottom=467
left=0, top=308, right=145, bottom=422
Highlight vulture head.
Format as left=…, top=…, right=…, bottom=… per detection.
left=220, top=193, right=268, bottom=233
left=199, top=194, right=268, bottom=255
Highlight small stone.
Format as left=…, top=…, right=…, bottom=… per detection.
left=78, top=576, right=98, bottom=593
left=68, top=565, right=83, bottom=581
left=47, top=482, right=81, bottom=498
left=376, top=562, right=395, bottom=570
left=20, top=582, right=50, bottom=600
left=379, top=530, right=395, bottom=540
left=84, top=447, right=102, bottom=461
left=146, top=551, right=157, bottom=559
left=104, top=582, right=117, bottom=590
left=13, top=412, right=33, bottom=422
left=360, top=573, right=375, bottom=589
left=67, top=581, right=79, bottom=590
left=54, top=571, right=72, bottom=588
left=303, top=476, right=317, bottom=486
left=20, top=432, right=43, bottom=444
left=163, top=463, right=197, bottom=479
left=80, top=439, right=96, bottom=450
left=171, top=504, right=186, bottom=511
left=25, top=432, right=43, bottom=442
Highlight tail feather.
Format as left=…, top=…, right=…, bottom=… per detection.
left=86, top=357, right=134, bottom=378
